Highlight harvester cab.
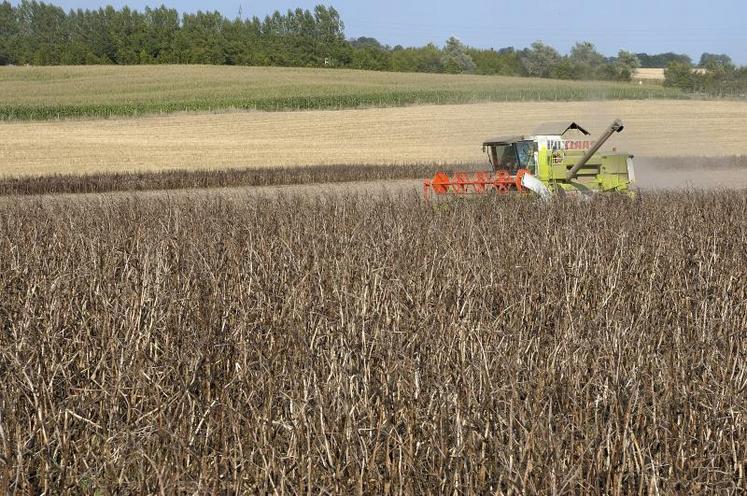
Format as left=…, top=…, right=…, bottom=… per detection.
left=483, top=137, right=538, bottom=175
left=423, top=119, right=636, bottom=201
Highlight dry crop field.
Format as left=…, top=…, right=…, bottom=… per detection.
left=1, top=62, right=746, bottom=494
left=2, top=100, right=747, bottom=177
left=0, top=157, right=746, bottom=197
left=0, top=65, right=682, bottom=120
left=0, top=190, right=745, bottom=494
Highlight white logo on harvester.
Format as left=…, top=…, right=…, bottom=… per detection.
left=547, top=140, right=594, bottom=151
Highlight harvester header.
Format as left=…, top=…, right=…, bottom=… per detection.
left=423, top=119, right=635, bottom=201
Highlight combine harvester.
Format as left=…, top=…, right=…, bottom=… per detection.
left=423, top=119, right=635, bottom=201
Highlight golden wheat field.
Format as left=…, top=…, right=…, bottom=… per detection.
left=1, top=100, right=746, bottom=177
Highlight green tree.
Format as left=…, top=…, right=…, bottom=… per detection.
left=467, top=47, right=520, bottom=76
left=350, top=37, right=383, bottom=50
left=16, top=0, right=67, bottom=64
left=441, top=36, right=475, bottom=74
left=550, top=59, right=578, bottom=80
left=698, top=53, right=733, bottom=70
left=349, top=37, right=389, bottom=71
left=143, top=6, right=179, bottom=63
left=174, top=11, right=226, bottom=64
left=390, top=44, right=442, bottom=73
left=600, top=50, right=640, bottom=81
left=568, top=41, right=605, bottom=79
left=664, top=62, right=696, bottom=90
left=314, top=5, right=348, bottom=65
left=108, top=7, right=148, bottom=64
left=350, top=45, right=390, bottom=71
left=0, top=1, right=18, bottom=64
left=62, top=10, right=97, bottom=64
left=221, top=17, right=250, bottom=66
left=520, top=41, right=561, bottom=78
left=636, top=52, right=691, bottom=68
left=81, top=7, right=117, bottom=63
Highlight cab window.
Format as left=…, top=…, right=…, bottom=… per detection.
left=516, top=140, right=537, bottom=172
left=490, top=145, right=518, bottom=171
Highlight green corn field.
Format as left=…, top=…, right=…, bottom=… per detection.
left=0, top=65, right=686, bottom=121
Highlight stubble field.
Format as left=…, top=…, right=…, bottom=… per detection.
left=2, top=100, right=747, bottom=177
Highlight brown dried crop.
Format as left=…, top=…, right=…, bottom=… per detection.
left=0, top=191, right=745, bottom=494
left=1, top=156, right=746, bottom=198
left=0, top=163, right=451, bottom=197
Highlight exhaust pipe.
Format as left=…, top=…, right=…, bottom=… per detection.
left=566, top=119, right=624, bottom=180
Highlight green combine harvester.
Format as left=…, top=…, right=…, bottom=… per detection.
left=424, top=119, right=635, bottom=200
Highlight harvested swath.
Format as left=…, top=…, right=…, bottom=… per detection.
left=0, top=163, right=456, bottom=196
left=0, top=191, right=745, bottom=494
left=0, top=65, right=685, bottom=121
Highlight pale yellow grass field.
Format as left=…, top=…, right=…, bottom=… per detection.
left=633, top=68, right=666, bottom=81
left=1, top=100, right=746, bottom=177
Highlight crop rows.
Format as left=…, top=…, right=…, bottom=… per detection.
left=0, top=191, right=744, bottom=494
left=0, top=88, right=683, bottom=121
left=0, top=65, right=685, bottom=121
left=0, top=89, right=682, bottom=121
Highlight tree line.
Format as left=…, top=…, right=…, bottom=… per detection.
left=0, top=1, right=350, bottom=66
left=663, top=54, right=747, bottom=97
left=0, top=1, right=641, bottom=80
left=0, top=0, right=743, bottom=92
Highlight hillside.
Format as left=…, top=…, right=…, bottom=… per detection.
left=0, top=65, right=684, bottom=121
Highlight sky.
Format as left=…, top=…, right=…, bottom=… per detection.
left=16, top=0, right=747, bottom=64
